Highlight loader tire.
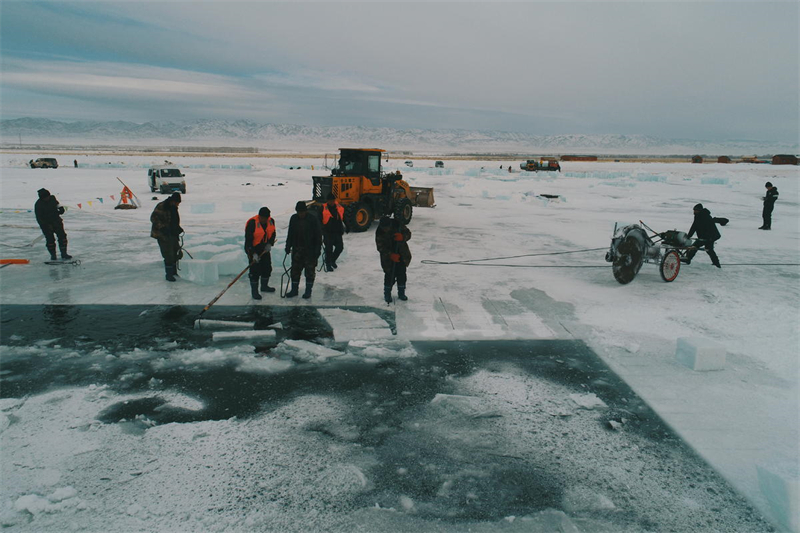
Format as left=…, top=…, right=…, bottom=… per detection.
left=345, top=202, right=373, bottom=232
left=395, top=198, right=413, bottom=225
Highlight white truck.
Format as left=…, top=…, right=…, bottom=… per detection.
left=148, top=165, right=186, bottom=194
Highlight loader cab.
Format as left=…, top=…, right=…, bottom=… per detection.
left=337, top=148, right=383, bottom=185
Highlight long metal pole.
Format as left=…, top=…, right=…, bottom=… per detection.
left=197, top=260, right=255, bottom=319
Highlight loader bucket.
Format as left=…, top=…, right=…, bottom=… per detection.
left=408, top=186, right=435, bottom=207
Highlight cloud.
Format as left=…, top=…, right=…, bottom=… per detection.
left=254, top=69, right=381, bottom=93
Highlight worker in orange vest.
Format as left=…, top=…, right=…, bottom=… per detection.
left=321, top=193, right=346, bottom=272
left=244, top=207, right=277, bottom=299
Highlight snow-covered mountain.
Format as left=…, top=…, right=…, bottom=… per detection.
left=1, top=118, right=796, bottom=155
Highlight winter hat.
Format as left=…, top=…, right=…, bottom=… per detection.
left=693, top=203, right=704, bottom=211
left=169, top=192, right=182, bottom=203
left=295, top=201, right=308, bottom=212
left=37, top=188, right=50, bottom=199
left=258, top=207, right=271, bottom=217
left=765, top=182, right=773, bottom=188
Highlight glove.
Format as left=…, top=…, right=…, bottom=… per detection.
left=390, top=253, right=401, bottom=263
left=178, top=226, right=185, bottom=235
left=285, top=247, right=291, bottom=255
left=57, top=206, right=65, bottom=215
left=264, top=244, right=272, bottom=254
left=252, top=254, right=260, bottom=264
left=393, top=232, right=404, bottom=242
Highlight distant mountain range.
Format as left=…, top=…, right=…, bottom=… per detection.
left=1, top=118, right=796, bottom=155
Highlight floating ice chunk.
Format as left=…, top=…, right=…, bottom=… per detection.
left=282, top=339, right=344, bottom=362
left=212, top=330, right=276, bottom=342
left=48, top=487, right=77, bottom=503
left=676, top=337, right=726, bottom=371
left=568, top=393, right=607, bottom=410
left=757, top=459, right=799, bottom=532
left=15, top=494, right=50, bottom=515
left=332, top=328, right=394, bottom=342
left=181, top=259, right=219, bottom=285
left=194, top=319, right=255, bottom=330
left=190, top=203, right=216, bottom=214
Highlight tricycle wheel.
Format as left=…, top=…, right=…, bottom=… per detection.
left=660, top=250, right=680, bottom=282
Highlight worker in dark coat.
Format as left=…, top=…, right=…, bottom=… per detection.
left=321, top=193, right=346, bottom=271
left=376, top=216, right=412, bottom=303
left=684, top=203, right=721, bottom=268
left=285, top=201, right=322, bottom=299
left=759, top=181, right=779, bottom=230
left=150, top=192, right=183, bottom=281
left=244, top=207, right=277, bottom=300
left=34, top=188, right=71, bottom=261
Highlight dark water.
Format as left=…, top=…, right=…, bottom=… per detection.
left=0, top=305, right=771, bottom=529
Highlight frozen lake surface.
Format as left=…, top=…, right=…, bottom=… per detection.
left=1, top=304, right=772, bottom=531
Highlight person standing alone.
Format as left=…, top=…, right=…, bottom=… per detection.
left=759, top=182, right=779, bottom=230
left=244, top=207, right=277, bottom=299
left=150, top=193, right=183, bottom=281
left=35, top=188, right=72, bottom=261
left=321, top=193, right=345, bottom=271
left=376, top=216, right=412, bottom=303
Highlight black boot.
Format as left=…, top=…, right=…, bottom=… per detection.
left=59, top=245, right=72, bottom=260
left=251, top=282, right=262, bottom=300
left=47, top=245, right=57, bottom=261
left=384, top=286, right=393, bottom=304
left=708, top=250, right=721, bottom=269
left=302, top=281, right=313, bottom=299
left=261, top=277, right=276, bottom=293
left=165, top=263, right=177, bottom=282
left=397, top=285, right=408, bottom=301
left=285, top=281, right=300, bottom=298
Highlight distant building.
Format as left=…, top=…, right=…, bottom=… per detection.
left=561, top=155, right=598, bottom=161
left=772, top=154, right=798, bottom=165
left=717, top=156, right=731, bottom=164
left=691, top=155, right=703, bottom=164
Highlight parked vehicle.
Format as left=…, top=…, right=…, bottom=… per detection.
left=434, top=161, right=444, bottom=168
left=405, top=160, right=414, bottom=167
left=148, top=165, right=186, bottom=194
left=520, top=159, right=561, bottom=172
left=29, top=158, right=58, bottom=169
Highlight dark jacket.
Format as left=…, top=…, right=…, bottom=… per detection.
left=34, top=195, right=64, bottom=229
left=150, top=200, right=182, bottom=240
left=322, top=202, right=345, bottom=235
left=376, top=220, right=412, bottom=268
left=286, top=213, right=322, bottom=256
left=764, top=187, right=779, bottom=207
left=688, top=208, right=721, bottom=242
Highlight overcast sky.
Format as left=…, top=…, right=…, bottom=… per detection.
left=1, top=1, right=798, bottom=142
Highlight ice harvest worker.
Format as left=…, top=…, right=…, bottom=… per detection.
left=150, top=192, right=183, bottom=282
left=322, top=193, right=345, bottom=271
left=683, top=203, right=721, bottom=268
left=760, top=181, right=779, bottom=230
left=244, top=207, right=277, bottom=300
left=284, top=201, right=322, bottom=299
left=376, top=216, right=412, bottom=303
left=35, top=188, right=72, bottom=261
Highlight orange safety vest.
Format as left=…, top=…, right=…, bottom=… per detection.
left=246, top=215, right=276, bottom=247
left=322, top=202, right=344, bottom=226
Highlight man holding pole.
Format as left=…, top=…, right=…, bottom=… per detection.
left=150, top=192, right=183, bottom=281
left=244, top=207, right=277, bottom=300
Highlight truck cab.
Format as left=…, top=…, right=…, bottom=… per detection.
left=148, top=165, right=186, bottom=194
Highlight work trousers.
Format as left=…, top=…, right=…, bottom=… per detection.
left=248, top=252, right=273, bottom=283
left=323, top=232, right=343, bottom=267
left=382, top=260, right=407, bottom=288
left=40, top=221, right=68, bottom=256
left=686, top=239, right=720, bottom=266
left=762, top=203, right=774, bottom=229
left=290, top=249, right=318, bottom=283
left=157, top=236, right=181, bottom=266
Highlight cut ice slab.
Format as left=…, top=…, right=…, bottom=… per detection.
left=211, top=330, right=277, bottom=342
left=194, top=319, right=256, bottom=330
left=317, top=308, right=393, bottom=342
left=280, top=339, right=344, bottom=362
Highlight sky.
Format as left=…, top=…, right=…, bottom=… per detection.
left=1, top=1, right=798, bottom=142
